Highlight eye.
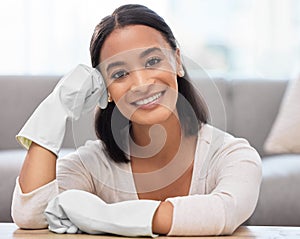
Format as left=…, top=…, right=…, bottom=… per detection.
left=145, top=57, right=162, bottom=68
left=111, top=70, right=129, bottom=80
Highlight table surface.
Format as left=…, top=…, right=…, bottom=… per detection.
left=1, top=223, right=300, bottom=239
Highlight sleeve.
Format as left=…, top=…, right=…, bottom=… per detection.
left=11, top=144, right=97, bottom=229
left=11, top=177, right=59, bottom=229
left=166, top=138, right=262, bottom=236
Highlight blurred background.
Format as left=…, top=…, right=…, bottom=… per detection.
left=1, top=0, right=300, bottom=78
left=1, top=1, right=300, bottom=226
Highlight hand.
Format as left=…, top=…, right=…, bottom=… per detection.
left=53, top=64, right=107, bottom=120
left=16, top=65, right=107, bottom=156
left=44, top=189, right=160, bottom=237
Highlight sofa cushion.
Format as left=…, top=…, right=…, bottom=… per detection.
left=248, top=154, right=300, bottom=226
left=230, top=79, right=288, bottom=156
left=0, top=76, right=58, bottom=150
left=0, top=76, right=97, bottom=151
left=264, top=75, right=300, bottom=154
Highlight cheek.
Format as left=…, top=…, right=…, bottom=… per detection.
left=108, top=83, right=128, bottom=102
left=108, top=83, right=134, bottom=118
left=161, top=72, right=178, bottom=91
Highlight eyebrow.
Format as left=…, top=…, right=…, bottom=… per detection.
left=139, top=47, right=162, bottom=58
left=105, top=47, right=162, bottom=73
left=106, top=61, right=125, bottom=74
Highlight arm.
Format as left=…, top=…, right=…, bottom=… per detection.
left=16, top=65, right=106, bottom=193
left=165, top=139, right=262, bottom=236
left=44, top=190, right=162, bottom=237
left=152, top=201, right=173, bottom=234
left=19, top=142, right=57, bottom=193
left=12, top=142, right=57, bottom=229
left=12, top=144, right=97, bottom=229
left=12, top=65, right=107, bottom=229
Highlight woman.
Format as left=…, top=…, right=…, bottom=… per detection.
left=12, top=4, right=262, bottom=237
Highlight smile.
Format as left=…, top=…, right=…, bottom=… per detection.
left=133, top=92, right=163, bottom=106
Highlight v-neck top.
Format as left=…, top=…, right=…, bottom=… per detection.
left=11, top=124, right=262, bottom=236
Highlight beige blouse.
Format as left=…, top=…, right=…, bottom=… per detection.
left=11, top=124, right=262, bottom=236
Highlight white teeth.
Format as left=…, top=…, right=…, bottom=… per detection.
left=135, top=92, right=162, bottom=106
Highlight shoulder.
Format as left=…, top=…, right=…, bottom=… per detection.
left=196, top=124, right=262, bottom=192
left=199, top=124, right=255, bottom=150
left=198, top=124, right=261, bottom=164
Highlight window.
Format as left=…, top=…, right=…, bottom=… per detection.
left=1, top=0, right=299, bottom=78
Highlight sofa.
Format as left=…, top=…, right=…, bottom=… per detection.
left=1, top=74, right=300, bottom=226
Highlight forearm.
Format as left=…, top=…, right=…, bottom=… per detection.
left=152, top=201, right=173, bottom=235
left=19, top=142, right=57, bottom=193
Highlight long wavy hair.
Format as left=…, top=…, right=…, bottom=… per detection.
left=90, top=4, right=208, bottom=163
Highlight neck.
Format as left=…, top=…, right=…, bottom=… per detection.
left=130, top=112, right=182, bottom=164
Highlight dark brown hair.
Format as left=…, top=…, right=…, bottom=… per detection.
left=90, top=4, right=208, bottom=163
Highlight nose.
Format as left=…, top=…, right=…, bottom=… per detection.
left=129, top=69, right=154, bottom=92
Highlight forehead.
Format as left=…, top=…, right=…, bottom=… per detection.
left=100, top=25, right=170, bottom=62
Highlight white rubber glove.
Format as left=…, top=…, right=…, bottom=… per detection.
left=44, top=189, right=160, bottom=237
left=16, top=64, right=107, bottom=156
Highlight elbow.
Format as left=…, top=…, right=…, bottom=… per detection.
left=221, top=199, right=257, bottom=235
left=10, top=178, right=57, bottom=229
left=12, top=209, right=48, bottom=229
left=220, top=211, right=243, bottom=236
left=221, top=222, right=239, bottom=236
left=13, top=212, right=48, bottom=229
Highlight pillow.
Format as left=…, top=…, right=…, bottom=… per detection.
left=264, top=75, right=300, bottom=154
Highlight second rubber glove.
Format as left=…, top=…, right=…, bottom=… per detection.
left=44, top=189, right=160, bottom=237
left=16, top=64, right=107, bottom=156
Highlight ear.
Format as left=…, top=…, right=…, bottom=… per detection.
left=175, top=48, right=185, bottom=77
left=107, top=91, right=113, bottom=103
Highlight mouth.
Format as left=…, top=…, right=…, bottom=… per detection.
left=131, top=91, right=165, bottom=107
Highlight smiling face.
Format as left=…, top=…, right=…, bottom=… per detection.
left=99, top=25, right=182, bottom=125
